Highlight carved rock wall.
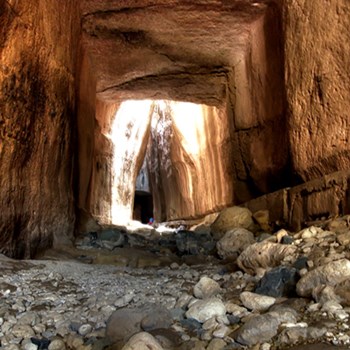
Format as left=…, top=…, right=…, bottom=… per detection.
left=0, top=0, right=80, bottom=257
left=108, top=101, right=153, bottom=224
left=284, top=0, right=350, bottom=181
left=147, top=101, right=235, bottom=221
left=89, top=100, right=119, bottom=224
left=230, top=4, right=289, bottom=202
left=1, top=0, right=350, bottom=255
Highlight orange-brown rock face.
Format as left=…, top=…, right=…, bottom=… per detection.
left=148, top=101, right=235, bottom=221
left=1, top=0, right=349, bottom=256
left=78, top=0, right=349, bottom=225
left=80, top=0, right=272, bottom=104
left=284, top=0, right=350, bottom=181
left=79, top=0, right=289, bottom=220
left=0, top=0, right=80, bottom=257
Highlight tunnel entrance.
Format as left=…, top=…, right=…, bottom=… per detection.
left=133, top=191, right=154, bottom=224
left=81, top=2, right=289, bottom=228
left=106, top=99, right=235, bottom=225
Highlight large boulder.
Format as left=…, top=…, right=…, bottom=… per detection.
left=234, top=308, right=297, bottom=346
left=106, top=304, right=171, bottom=343
left=211, top=207, right=254, bottom=240
left=296, top=259, right=350, bottom=297
left=216, top=228, right=255, bottom=259
left=237, top=241, right=297, bottom=275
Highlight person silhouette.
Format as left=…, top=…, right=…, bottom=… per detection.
left=148, top=217, right=154, bottom=226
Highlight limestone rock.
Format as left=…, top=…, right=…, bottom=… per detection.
left=191, top=213, right=220, bottom=234
left=224, top=303, right=249, bottom=318
left=78, top=324, right=92, bottom=336
left=185, top=298, right=226, bottom=323
left=237, top=241, right=297, bottom=275
left=278, top=326, right=327, bottom=346
left=106, top=304, right=171, bottom=342
left=193, top=277, right=221, bottom=299
left=48, top=340, right=66, bottom=350
left=334, top=280, right=350, bottom=306
left=276, top=229, right=289, bottom=243
left=336, top=232, right=350, bottom=246
left=206, top=338, right=227, bottom=350
left=235, top=309, right=296, bottom=346
left=211, top=207, right=254, bottom=239
left=140, top=307, right=172, bottom=332
left=240, top=291, right=276, bottom=312
left=216, top=228, right=255, bottom=259
left=121, top=332, right=164, bottom=350
left=296, top=259, right=350, bottom=297
left=11, top=324, right=35, bottom=338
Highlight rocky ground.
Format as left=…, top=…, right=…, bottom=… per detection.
left=1, top=208, right=350, bottom=350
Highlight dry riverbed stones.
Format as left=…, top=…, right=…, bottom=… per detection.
left=1, top=215, right=350, bottom=349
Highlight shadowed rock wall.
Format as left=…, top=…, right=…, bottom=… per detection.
left=0, top=0, right=80, bottom=257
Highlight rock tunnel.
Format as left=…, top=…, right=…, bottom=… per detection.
left=1, top=0, right=350, bottom=257
left=1, top=1, right=350, bottom=349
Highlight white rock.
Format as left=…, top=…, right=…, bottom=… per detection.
left=121, top=332, right=164, bottom=350
left=193, top=277, right=221, bottom=299
left=114, top=292, right=134, bottom=308
left=237, top=241, right=297, bottom=275
left=225, top=302, right=249, bottom=317
left=24, top=343, right=38, bottom=350
left=276, top=229, right=289, bottom=243
left=78, top=324, right=92, bottom=336
left=297, top=259, right=350, bottom=297
left=202, top=317, right=218, bottom=331
left=240, top=292, right=276, bottom=311
left=300, top=226, right=319, bottom=239
left=186, top=298, right=226, bottom=323
left=213, top=324, right=231, bottom=338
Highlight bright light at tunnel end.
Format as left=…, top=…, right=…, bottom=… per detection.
left=109, top=99, right=212, bottom=225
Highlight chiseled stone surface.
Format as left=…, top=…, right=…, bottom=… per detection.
left=284, top=0, right=350, bottom=182
left=0, top=0, right=80, bottom=258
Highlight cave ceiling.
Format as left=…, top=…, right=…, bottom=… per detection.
left=80, top=0, right=274, bottom=104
